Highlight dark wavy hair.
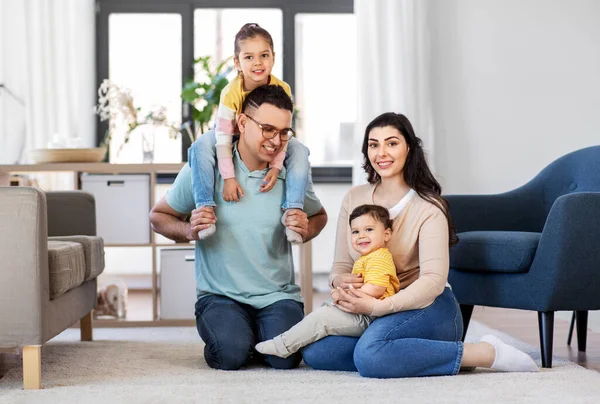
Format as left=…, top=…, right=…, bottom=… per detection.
left=361, top=112, right=458, bottom=245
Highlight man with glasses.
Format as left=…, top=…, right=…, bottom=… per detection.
left=150, top=85, right=327, bottom=371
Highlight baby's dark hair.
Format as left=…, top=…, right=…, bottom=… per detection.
left=234, top=23, right=274, bottom=60
left=349, top=204, right=393, bottom=230
left=242, top=85, right=293, bottom=115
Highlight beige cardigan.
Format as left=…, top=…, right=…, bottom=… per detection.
left=329, top=184, right=450, bottom=317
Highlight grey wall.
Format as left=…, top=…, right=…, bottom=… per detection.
left=429, top=0, right=600, bottom=194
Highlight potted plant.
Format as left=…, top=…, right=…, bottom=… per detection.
left=181, top=55, right=233, bottom=143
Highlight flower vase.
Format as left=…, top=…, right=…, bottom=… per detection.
left=141, top=126, right=156, bottom=163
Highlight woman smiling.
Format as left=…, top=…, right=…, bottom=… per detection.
left=301, top=112, right=539, bottom=378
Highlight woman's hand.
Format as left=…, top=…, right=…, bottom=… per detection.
left=330, top=288, right=342, bottom=304
left=334, top=285, right=377, bottom=315
left=332, top=273, right=364, bottom=289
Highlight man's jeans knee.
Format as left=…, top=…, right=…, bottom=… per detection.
left=202, top=336, right=252, bottom=371
left=255, top=299, right=304, bottom=369
left=195, top=294, right=304, bottom=370
left=195, top=295, right=253, bottom=370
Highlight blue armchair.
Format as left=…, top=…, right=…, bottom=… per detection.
left=446, top=146, right=600, bottom=368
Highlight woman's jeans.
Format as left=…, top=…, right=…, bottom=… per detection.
left=301, top=287, right=464, bottom=378
left=188, top=129, right=310, bottom=210
left=195, top=294, right=304, bottom=370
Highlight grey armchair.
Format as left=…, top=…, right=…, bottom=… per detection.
left=0, top=187, right=105, bottom=389
left=446, top=146, right=600, bottom=368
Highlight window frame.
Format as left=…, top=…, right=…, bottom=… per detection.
left=96, top=0, right=352, bottom=179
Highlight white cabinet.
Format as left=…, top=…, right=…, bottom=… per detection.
left=159, top=247, right=197, bottom=320
left=81, top=174, right=150, bottom=244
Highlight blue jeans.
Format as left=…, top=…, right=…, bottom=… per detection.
left=188, top=130, right=219, bottom=208
left=281, top=137, right=310, bottom=210
left=301, top=287, right=464, bottom=378
left=195, top=294, right=305, bottom=370
left=188, top=130, right=310, bottom=210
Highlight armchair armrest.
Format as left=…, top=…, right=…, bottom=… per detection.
left=529, top=192, right=600, bottom=308
left=0, top=187, right=48, bottom=347
left=444, top=187, right=545, bottom=233
left=46, top=191, right=96, bottom=236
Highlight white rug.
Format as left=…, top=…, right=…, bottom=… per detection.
left=1, top=321, right=599, bottom=404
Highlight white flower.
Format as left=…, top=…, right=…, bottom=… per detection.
left=96, top=79, right=180, bottom=141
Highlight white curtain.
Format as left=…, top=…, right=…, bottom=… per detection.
left=0, top=0, right=95, bottom=165
left=353, top=0, right=435, bottom=185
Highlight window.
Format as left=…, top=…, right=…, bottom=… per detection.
left=108, top=13, right=182, bottom=163
left=295, top=13, right=357, bottom=165
left=97, top=1, right=354, bottom=168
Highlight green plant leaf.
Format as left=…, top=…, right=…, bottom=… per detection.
left=181, top=55, right=233, bottom=140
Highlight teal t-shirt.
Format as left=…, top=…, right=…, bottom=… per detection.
left=166, top=143, right=323, bottom=309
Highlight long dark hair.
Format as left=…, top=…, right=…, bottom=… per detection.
left=361, top=112, right=458, bottom=245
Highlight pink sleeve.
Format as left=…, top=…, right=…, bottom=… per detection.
left=218, top=157, right=235, bottom=179
left=271, top=150, right=286, bottom=170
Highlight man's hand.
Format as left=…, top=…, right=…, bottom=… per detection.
left=222, top=178, right=244, bottom=202
left=260, top=168, right=279, bottom=193
left=188, top=206, right=216, bottom=240
left=282, top=208, right=309, bottom=241
left=332, top=273, right=364, bottom=289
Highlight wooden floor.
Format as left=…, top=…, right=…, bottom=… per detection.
left=472, top=306, right=600, bottom=372
left=2, top=299, right=599, bottom=382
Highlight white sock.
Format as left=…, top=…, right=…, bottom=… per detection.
left=285, top=228, right=303, bottom=244
left=255, top=336, right=291, bottom=358
left=481, top=334, right=539, bottom=372
left=281, top=210, right=303, bottom=244
left=197, top=224, right=216, bottom=240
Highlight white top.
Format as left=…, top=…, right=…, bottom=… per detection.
left=388, top=189, right=416, bottom=219
left=387, top=188, right=451, bottom=290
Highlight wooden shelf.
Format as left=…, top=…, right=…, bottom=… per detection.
left=0, top=162, right=185, bottom=174
left=0, top=162, right=314, bottom=324
left=104, top=243, right=153, bottom=248
left=103, top=243, right=193, bottom=248
left=0, top=163, right=187, bottom=326
left=93, top=319, right=196, bottom=328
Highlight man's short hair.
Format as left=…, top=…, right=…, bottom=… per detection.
left=241, top=85, right=294, bottom=115
left=349, top=204, right=393, bottom=230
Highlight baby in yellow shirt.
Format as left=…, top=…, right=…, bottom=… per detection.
left=256, top=204, right=400, bottom=358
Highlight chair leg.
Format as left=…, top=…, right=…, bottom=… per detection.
left=576, top=310, right=588, bottom=352
left=80, top=310, right=93, bottom=342
left=537, top=311, right=554, bottom=368
left=460, top=304, right=474, bottom=342
left=567, top=311, right=575, bottom=346
left=22, top=345, right=42, bottom=389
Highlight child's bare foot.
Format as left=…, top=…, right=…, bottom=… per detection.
left=281, top=209, right=303, bottom=244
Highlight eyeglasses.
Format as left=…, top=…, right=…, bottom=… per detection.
left=244, top=114, right=295, bottom=141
